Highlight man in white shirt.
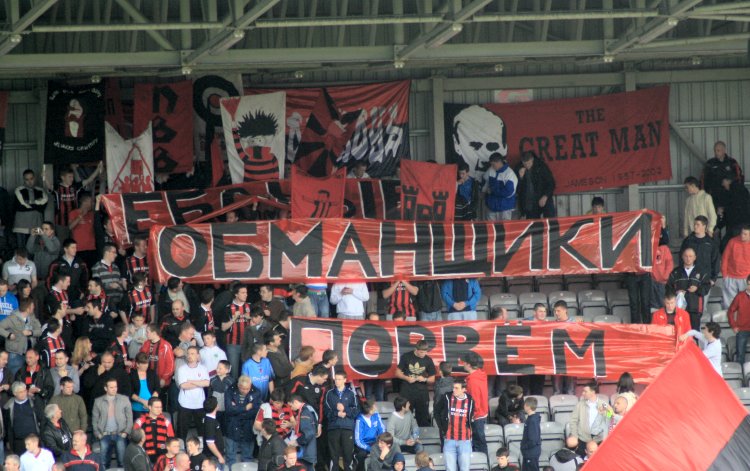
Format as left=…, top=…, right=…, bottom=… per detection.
left=19, top=434, right=54, bottom=471
left=2, top=248, right=38, bottom=291
left=200, top=331, right=227, bottom=378
left=176, top=346, right=210, bottom=439
left=680, top=322, right=723, bottom=377
left=329, top=283, right=369, bottom=320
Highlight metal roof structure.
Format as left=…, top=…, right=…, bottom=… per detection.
left=0, top=0, right=748, bottom=79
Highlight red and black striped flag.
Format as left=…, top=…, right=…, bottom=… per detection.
left=586, top=341, right=750, bottom=470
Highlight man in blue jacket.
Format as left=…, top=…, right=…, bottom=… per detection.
left=289, top=394, right=319, bottom=471
left=441, top=279, right=481, bottom=320
left=224, top=375, right=264, bottom=467
left=483, top=154, right=518, bottom=221
left=324, top=371, right=359, bottom=471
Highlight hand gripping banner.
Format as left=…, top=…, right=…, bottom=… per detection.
left=289, top=318, right=676, bottom=382
left=148, top=210, right=660, bottom=284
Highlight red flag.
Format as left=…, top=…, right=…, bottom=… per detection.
left=295, top=89, right=361, bottom=177
left=400, top=160, right=457, bottom=221
left=210, top=131, right=224, bottom=187
left=104, top=79, right=127, bottom=137
left=586, top=341, right=750, bottom=470
left=291, top=166, right=346, bottom=218
left=134, top=81, right=194, bottom=174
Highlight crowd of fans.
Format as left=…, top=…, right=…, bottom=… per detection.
left=0, top=139, right=745, bottom=471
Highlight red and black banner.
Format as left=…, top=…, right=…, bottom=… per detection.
left=104, top=79, right=128, bottom=137
left=587, top=342, right=750, bottom=469
left=400, top=160, right=457, bottom=221
left=445, top=86, right=671, bottom=193
left=0, top=91, right=7, bottom=165
left=147, top=210, right=659, bottom=284
left=134, top=80, right=195, bottom=174
left=291, top=167, right=346, bottom=218
left=44, top=81, right=106, bottom=164
left=290, top=318, right=675, bottom=382
left=247, top=81, right=410, bottom=178
left=101, top=179, right=401, bottom=247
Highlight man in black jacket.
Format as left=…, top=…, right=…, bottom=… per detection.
left=13, top=349, right=55, bottom=404
left=124, top=428, right=151, bottom=471
left=667, top=247, right=712, bottom=331
left=257, top=418, right=286, bottom=471
left=517, top=153, right=556, bottom=219
left=3, top=381, right=44, bottom=454
left=680, top=216, right=720, bottom=285
left=701, top=140, right=744, bottom=202
left=41, top=403, right=73, bottom=458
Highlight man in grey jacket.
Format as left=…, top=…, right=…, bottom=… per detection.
left=124, top=429, right=151, bottom=471
left=25, top=222, right=60, bottom=280
left=0, top=299, right=42, bottom=376
left=568, top=381, right=609, bottom=457
left=92, top=377, right=133, bottom=468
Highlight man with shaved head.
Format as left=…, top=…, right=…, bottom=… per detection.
left=667, top=246, right=712, bottom=331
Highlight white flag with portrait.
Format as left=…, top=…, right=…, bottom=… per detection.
left=105, top=122, right=155, bottom=193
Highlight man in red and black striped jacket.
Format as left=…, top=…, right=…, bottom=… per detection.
left=119, top=273, right=154, bottom=324
left=434, top=379, right=475, bottom=471
left=219, top=284, right=251, bottom=377
left=133, top=397, right=175, bottom=464
left=125, top=236, right=150, bottom=285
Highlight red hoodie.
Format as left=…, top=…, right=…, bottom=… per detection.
left=728, top=290, right=750, bottom=331
left=465, top=369, right=488, bottom=419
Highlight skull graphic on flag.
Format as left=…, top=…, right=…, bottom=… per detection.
left=105, top=122, right=155, bottom=193
left=220, top=92, right=286, bottom=183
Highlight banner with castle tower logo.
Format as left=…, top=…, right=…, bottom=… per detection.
left=400, top=160, right=457, bottom=222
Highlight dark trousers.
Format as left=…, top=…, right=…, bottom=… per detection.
left=401, top=386, right=431, bottom=427
left=328, top=428, right=354, bottom=471
left=363, top=380, right=384, bottom=401
left=625, top=273, right=652, bottom=323
left=525, top=197, right=557, bottom=219
left=353, top=449, right=369, bottom=471
left=688, top=310, right=702, bottom=331
left=521, top=456, right=539, bottom=471
left=471, top=418, right=488, bottom=455
left=177, top=405, right=204, bottom=438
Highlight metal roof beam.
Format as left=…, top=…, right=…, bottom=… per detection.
left=606, top=0, right=703, bottom=54
left=396, top=0, right=492, bottom=60
left=184, top=0, right=281, bottom=65
left=473, top=8, right=659, bottom=21
left=0, top=0, right=58, bottom=56
left=113, top=0, right=176, bottom=50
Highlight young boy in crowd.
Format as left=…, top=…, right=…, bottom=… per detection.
left=387, top=396, right=422, bottom=453
left=208, top=360, right=235, bottom=427
left=433, top=361, right=454, bottom=399
left=520, top=397, right=541, bottom=471
left=127, top=312, right=148, bottom=359
left=492, top=447, right=519, bottom=471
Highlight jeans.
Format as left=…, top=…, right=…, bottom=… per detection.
left=225, top=436, right=254, bottom=467
left=737, top=330, right=750, bottom=367
left=226, top=344, right=242, bottom=379
left=444, top=439, right=472, bottom=471
left=447, top=311, right=477, bottom=321
left=7, top=352, right=24, bottom=378
left=419, top=310, right=441, bottom=321
left=363, top=380, right=384, bottom=401
left=471, top=418, right=488, bottom=455
left=650, top=280, right=666, bottom=310
left=100, top=434, right=127, bottom=467
left=308, top=290, right=330, bottom=318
